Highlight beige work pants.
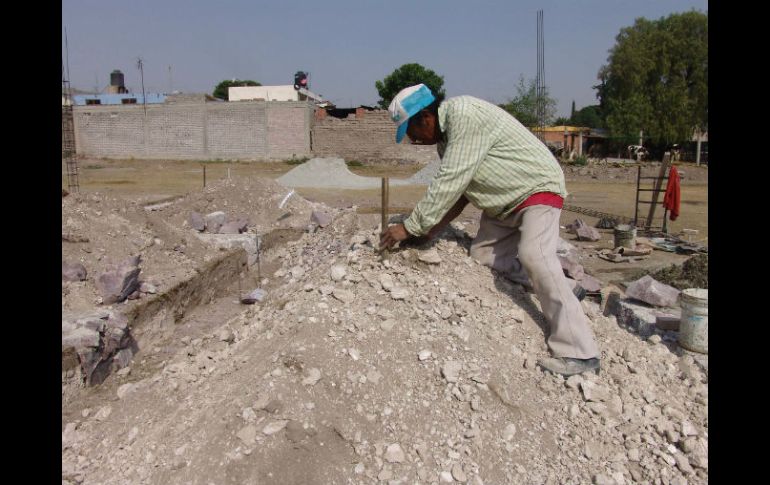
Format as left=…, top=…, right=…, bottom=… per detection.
left=470, top=205, right=600, bottom=359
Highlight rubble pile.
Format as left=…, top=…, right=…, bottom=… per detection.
left=62, top=209, right=708, bottom=485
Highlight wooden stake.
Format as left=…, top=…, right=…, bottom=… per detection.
left=644, top=152, right=671, bottom=230
left=380, top=177, right=389, bottom=257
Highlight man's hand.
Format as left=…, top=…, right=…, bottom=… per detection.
left=380, top=223, right=410, bottom=250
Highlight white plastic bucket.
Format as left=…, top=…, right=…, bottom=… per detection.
left=678, top=288, right=708, bottom=354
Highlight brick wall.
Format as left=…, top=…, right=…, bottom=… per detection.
left=73, top=100, right=312, bottom=161
left=311, top=109, right=438, bottom=164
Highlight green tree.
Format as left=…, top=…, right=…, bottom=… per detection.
left=596, top=11, right=707, bottom=145
left=571, top=105, right=604, bottom=128
left=554, top=116, right=571, bottom=126
left=498, top=76, right=557, bottom=127
left=375, top=63, right=446, bottom=108
left=213, top=79, right=262, bottom=101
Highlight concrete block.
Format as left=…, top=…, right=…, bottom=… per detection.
left=62, top=327, right=101, bottom=350
left=611, top=298, right=681, bottom=337
left=62, top=261, right=87, bottom=282
left=189, top=212, right=206, bottom=231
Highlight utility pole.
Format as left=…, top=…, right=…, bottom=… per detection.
left=137, top=57, right=146, bottom=116
left=535, top=9, right=546, bottom=143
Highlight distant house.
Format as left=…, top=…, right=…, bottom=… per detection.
left=533, top=125, right=607, bottom=156
left=62, top=87, right=96, bottom=106
left=229, top=85, right=326, bottom=103
left=72, top=93, right=166, bottom=106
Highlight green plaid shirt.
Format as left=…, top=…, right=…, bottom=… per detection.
left=403, top=95, right=567, bottom=236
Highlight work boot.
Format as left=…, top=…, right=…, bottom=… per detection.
left=573, top=284, right=587, bottom=302
left=537, top=356, right=600, bottom=377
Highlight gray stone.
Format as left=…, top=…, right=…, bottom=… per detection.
left=301, top=368, right=322, bottom=386
left=246, top=288, right=266, bottom=302
left=290, top=266, right=305, bottom=279
left=580, top=381, right=612, bottom=402
left=627, top=448, right=640, bottom=462
left=626, top=275, right=680, bottom=307
left=93, top=406, right=112, bottom=421
left=502, top=423, right=517, bottom=441
left=189, top=212, right=206, bottom=231
left=418, top=350, right=432, bottom=361
left=139, top=282, right=157, bottom=294
left=674, top=453, right=694, bottom=474
left=96, top=256, right=141, bottom=304
left=390, top=287, right=410, bottom=300
left=451, top=464, right=467, bottom=482
left=593, top=473, right=616, bottom=485
left=332, top=288, right=355, bottom=303
left=237, top=425, right=257, bottom=444
left=559, top=255, right=585, bottom=280
left=62, top=261, right=87, bottom=282
left=62, top=327, right=100, bottom=350
left=219, top=220, right=246, bottom=234
left=378, top=469, right=393, bottom=481
left=117, top=383, right=137, bottom=399
left=442, top=361, right=462, bottom=383
left=576, top=224, right=602, bottom=242
left=418, top=249, right=442, bottom=264
left=579, top=274, right=604, bottom=292
left=311, top=211, right=332, bottom=228
left=218, top=328, right=235, bottom=343
left=262, top=420, right=289, bottom=435
left=127, top=426, right=139, bottom=443
left=680, top=420, right=697, bottom=437
left=451, top=327, right=470, bottom=342
left=384, top=443, right=405, bottom=463
left=439, top=471, right=454, bottom=483
left=204, top=211, right=226, bottom=233
left=380, top=274, right=395, bottom=291
left=330, top=265, right=347, bottom=282
left=568, top=219, right=601, bottom=241
left=611, top=298, right=680, bottom=337
left=565, top=374, right=583, bottom=389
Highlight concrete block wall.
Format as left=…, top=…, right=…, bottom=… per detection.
left=205, top=103, right=267, bottom=158
left=267, top=103, right=311, bottom=159
left=73, top=100, right=313, bottom=161
left=311, top=110, right=438, bottom=164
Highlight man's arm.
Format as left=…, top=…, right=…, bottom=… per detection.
left=402, top=107, right=492, bottom=237
left=380, top=195, right=469, bottom=250
left=425, top=194, right=469, bottom=239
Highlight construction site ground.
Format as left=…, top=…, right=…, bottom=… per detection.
left=62, top=158, right=708, bottom=485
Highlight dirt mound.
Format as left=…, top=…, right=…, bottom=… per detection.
left=62, top=212, right=707, bottom=485
left=277, top=157, right=418, bottom=189
left=160, top=177, right=319, bottom=234
left=650, top=254, right=708, bottom=290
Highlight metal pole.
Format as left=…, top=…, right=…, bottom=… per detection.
left=634, top=165, right=641, bottom=226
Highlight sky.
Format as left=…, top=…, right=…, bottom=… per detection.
left=62, top=0, right=708, bottom=117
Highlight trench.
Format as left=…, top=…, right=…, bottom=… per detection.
left=62, top=227, right=305, bottom=400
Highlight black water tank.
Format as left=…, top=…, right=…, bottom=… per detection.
left=110, top=70, right=125, bottom=88
left=294, top=71, right=307, bottom=90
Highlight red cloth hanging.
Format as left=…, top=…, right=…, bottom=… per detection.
left=663, top=166, right=681, bottom=221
